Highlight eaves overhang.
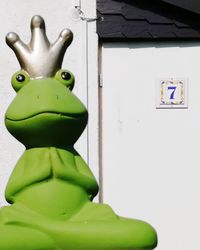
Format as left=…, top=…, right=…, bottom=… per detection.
left=162, top=0, right=200, bottom=15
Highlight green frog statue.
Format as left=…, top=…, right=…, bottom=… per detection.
left=0, top=15, right=157, bottom=250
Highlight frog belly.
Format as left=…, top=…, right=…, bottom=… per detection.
left=14, top=178, right=89, bottom=220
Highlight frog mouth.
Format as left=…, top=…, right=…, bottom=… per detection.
left=6, top=111, right=88, bottom=122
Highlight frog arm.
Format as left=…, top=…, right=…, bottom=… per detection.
left=50, top=148, right=99, bottom=199
left=74, top=154, right=99, bottom=200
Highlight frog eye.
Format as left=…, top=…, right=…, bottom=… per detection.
left=55, top=69, right=75, bottom=90
left=11, top=71, right=30, bottom=92
left=16, top=74, right=25, bottom=82
left=61, top=71, right=72, bottom=81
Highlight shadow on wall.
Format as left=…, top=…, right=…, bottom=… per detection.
left=103, top=40, right=200, bottom=49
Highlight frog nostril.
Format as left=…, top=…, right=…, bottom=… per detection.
left=37, top=95, right=40, bottom=100
left=56, top=95, right=59, bottom=100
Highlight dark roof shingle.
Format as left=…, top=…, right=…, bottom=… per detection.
left=97, top=0, right=200, bottom=39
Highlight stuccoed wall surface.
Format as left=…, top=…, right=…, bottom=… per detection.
left=102, top=41, right=200, bottom=250
left=0, top=0, right=98, bottom=205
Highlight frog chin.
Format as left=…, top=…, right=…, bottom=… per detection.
left=5, top=112, right=88, bottom=149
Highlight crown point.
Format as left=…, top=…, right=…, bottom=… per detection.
left=60, top=29, right=73, bottom=44
left=31, top=15, right=45, bottom=29
left=6, top=32, right=20, bottom=46
left=60, top=29, right=73, bottom=39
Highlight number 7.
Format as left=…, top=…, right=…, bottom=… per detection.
left=168, top=86, right=177, bottom=100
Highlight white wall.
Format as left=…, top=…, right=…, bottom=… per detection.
left=0, top=0, right=99, bottom=205
left=101, top=42, right=200, bottom=250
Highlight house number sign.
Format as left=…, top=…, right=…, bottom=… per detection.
left=156, top=78, right=188, bottom=108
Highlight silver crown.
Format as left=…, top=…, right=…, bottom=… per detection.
left=6, top=15, right=73, bottom=79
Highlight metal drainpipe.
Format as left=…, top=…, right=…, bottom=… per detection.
left=73, top=1, right=102, bottom=201
left=73, top=0, right=89, bottom=164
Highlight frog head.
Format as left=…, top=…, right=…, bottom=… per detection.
left=5, top=15, right=88, bottom=149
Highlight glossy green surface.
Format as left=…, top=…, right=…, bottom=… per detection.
left=1, top=26, right=157, bottom=250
